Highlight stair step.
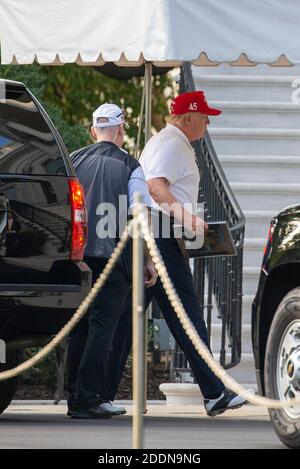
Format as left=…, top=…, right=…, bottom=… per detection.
left=244, top=238, right=265, bottom=247
left=209, top=101, right=300, bottom=129
left=203, top=296, right=252, bottom=327
left=211, top=101, right=300, bottom=110
left=219, top=154, right=300, bottom=163
left=211, top=323, right=252, bottom=354
left=193, top=64, right=300, bottom=102
left=242, top=294, right=255, bottom=306
left=193, top=62, right=300, bottom=76
left=242, top=295, right=255, bottom=322
left=225, top=353, right=256, bottom=384
left=208, top=351, right=256, bottom=385
left=210, top=127, right=300, bottom=155
left=195, top=75, right=298, bottom=85
left=243, top=210, right=275, bottom=238
left=211, top=127, right=300, bottom=137
left=243, top=238, right=265, bottom=267
left=230, top=182, right=300, bottom=210
left=219, top=155, right=300, bottom=183
left=243, top=267, right=261, bottom=295
left=206, top=303, right=252, bottom=330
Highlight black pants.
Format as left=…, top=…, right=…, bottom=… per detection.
left=102, top=236, right=225, bottom=400
left=67, top=256, right=130, bottom=410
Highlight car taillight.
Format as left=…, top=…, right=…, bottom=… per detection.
left=262, top=219, right=277, bottom=269
left=68, top=178, right=87, bottom=260
left=263, top=226, right=273, bottom=257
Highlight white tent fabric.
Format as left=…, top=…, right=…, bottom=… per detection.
left=0, top=0, right=299, bottom=66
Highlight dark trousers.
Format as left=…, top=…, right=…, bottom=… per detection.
left=67, top=256, right=130, bottom=410
left=102, top=236, right=225, bottom=400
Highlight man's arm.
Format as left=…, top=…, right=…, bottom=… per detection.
left=128, top=168, right=157, bottom=287
left=128, top=166, right=152, bottom=208
left=148, top=177, right=208, bottom=234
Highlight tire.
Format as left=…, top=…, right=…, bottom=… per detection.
left=264, top=287, right=300, bottom=449
left=0, top=349, right=22, bottom=414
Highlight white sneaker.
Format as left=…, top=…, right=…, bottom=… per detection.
left=204, top=388, right=250, bottom=417
left=99, top=401, right=127, bottom=416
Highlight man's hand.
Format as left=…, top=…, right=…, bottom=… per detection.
left=191, top=215, right=208, bottom=234
left=144, top=258, right=158, bottom=288
left=183, top=213, right=208, bottom=235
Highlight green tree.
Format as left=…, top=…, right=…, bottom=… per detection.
left=43, top=64, right=173, bottom=151
left=0, top=64, right=90, bottom=153
left=0, top=63, right=174, bottom=154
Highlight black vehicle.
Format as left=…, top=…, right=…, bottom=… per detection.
left=0, top=79, right=91, bottom=413
left=252, top=205, right=300, bottom=448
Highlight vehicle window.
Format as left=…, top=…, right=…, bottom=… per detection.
left=0, top=84, right=67, bottom=175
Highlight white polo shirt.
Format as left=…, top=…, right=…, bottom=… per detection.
left=139, top=123, right=200, bottom=214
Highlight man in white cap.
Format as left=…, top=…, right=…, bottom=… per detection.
left=67, top=103, right=156, bottom=419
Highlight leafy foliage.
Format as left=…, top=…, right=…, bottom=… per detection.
left=43, top=64, right=173, bottom=151
left=0, top=63, right=174, bottom=153
left=0, top=64, right=90, bottom=153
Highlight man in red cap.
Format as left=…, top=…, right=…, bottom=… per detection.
left=104, top=91, right=249, bottom=416
left=142, top=91, right=221, bottom=235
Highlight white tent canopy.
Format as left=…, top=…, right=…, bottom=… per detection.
left=0, top=0, right=299, bottom=67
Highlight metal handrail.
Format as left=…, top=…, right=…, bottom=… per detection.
left=171, top=63, right=245, bottom=376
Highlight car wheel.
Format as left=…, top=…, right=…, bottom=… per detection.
left=264, top=287, right=300, bottom=449
left=0, top=349, right=22, bottom=414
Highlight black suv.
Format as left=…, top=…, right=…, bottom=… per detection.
left=0, top=79, right=91, bottom=413
left=252, top=205, right=300, bottom=448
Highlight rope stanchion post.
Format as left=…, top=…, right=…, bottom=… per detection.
left=132, top=193, right=145, bottom=449
left=143, top=312, right=148, bottom=414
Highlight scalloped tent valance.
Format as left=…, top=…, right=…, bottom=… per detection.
left=0, top=0, right=299, bottom=67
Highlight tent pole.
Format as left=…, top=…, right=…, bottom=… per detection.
left=145, top=62, right=152, bottom=143
left=144, top=61, right=153, bottom=416
left=134, top=83, right=146, bottom=159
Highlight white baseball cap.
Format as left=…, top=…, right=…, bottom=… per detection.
left=92, top=103, right=129, bottom=128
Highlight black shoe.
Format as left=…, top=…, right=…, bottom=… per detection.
left=70, top=405, right=112, bottom=419
left=204, top=388, right=250, bottom=417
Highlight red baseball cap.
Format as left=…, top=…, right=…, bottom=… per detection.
left=170, top=91, right=221, bottom=116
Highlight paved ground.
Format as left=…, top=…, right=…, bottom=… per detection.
left=0, top=401, right=284, bottom=449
